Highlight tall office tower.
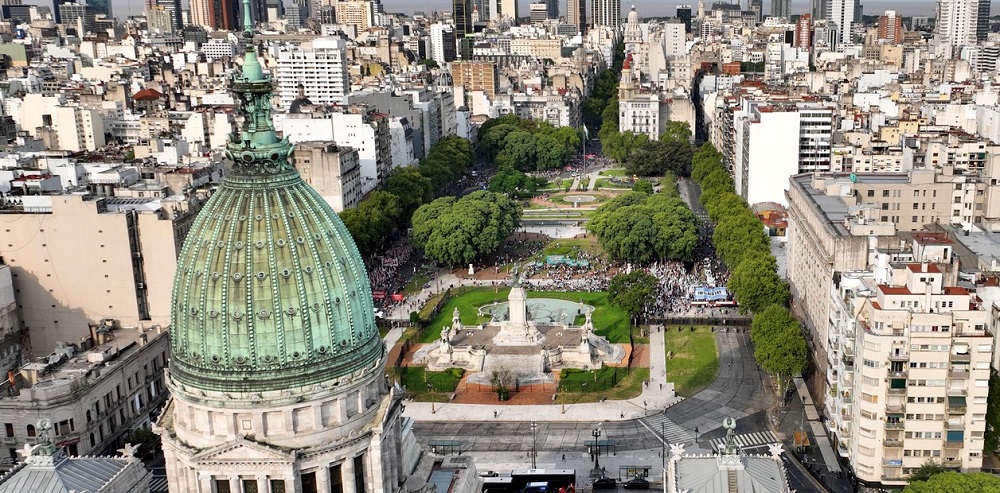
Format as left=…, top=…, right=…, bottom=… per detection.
left=976, top=0, right=989, bottom=41
left=592, top=0, right=619, bottom=29
left=935, top=0, right=983, bottom=52
left=335, top=0, right=375, bottom=32
left=498, top=0, right=517, bottom=20
left=545, top=0, right=557, bottom=18
left=877, top=10, right=902, bottom=43
left=88, top=0, right=110, bottom=17
left=156, top=0, right=182, bottom=30
left=157, top=1, right=412, bottom=491
left=276, top=38, right=350, bottom=107
left=529, top=1, right=546, bottom=23
left=58, top=2, right=95, bottom=31
left=566, top=0, right=585, bottom=33
left=430, top=22, right=457, bottom=64
left=189, top=0, right=235, bottom=29
left=770, top=0, right=789, bottom=19
left=676, top=4, right=691, bottom=32
left=827, top=0, right=860, bottom=45
left=147, top=5, right=174, bottom=31
left=749, top=0, right=761, bottom=23
left=452, top=0, right=471, bottom=36
left=794, top=13, right=812, bottom=48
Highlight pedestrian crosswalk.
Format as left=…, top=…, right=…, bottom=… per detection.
left=640, top=414, right=693, bottom=444
left=149, top=476, right=168, bottom=493
left=710, top=431, right=778, bottom=452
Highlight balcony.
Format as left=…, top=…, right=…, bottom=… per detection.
left=0, top=438, right=13, bottom=445
left=888, top=351, right=909, bottom=361
left=942, top=459, right=962, bottom=468
left=944, top=440, right=964, bottom=449
left=887, top=369, right=908, bottom=378
left=947, top=388, right=968, bottom=397
left=888, top=387, right=907, bottom=395
left=950, top=353, right=971, bottom=363
left=885, top=402, right=905, bottom=413
left=882, top=459, right=903, bottom=468
left=885, top=422, right=905, bottom=430
left=947, top=395, right=967, bottom=414
left=945, top=422, right=965, bottom=431
left=883, top=439, right=904, bottom=447
left=882, top=474, right=906, bottom=483
left=949, top=370, right=970, bottom=380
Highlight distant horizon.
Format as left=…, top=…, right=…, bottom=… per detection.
left=43, top=0, right=1000, bottom=25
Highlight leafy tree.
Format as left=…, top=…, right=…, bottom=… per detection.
left=384, top=166, right=433, bottom=221
left=908, top=461, right=948, bottom=483
left=588, top=192, right=698, bottom=264
left=420, top=59, right=439, bottom=69
left=986, top=370, right=1000, bottom=453
left=904, top=472, right=1000, bottom=492
left=603, top=130, right=647, bottom=164
left=625, top=138, right=693, bottom=177
left=751, top=304, right=806, bottom=395
left=489, top=167, right=540, bottom=197
left=660, top=121, right=692, bottom=143
left=124, top=427, right=161, bottom=461
left=411, top=191, right=521, bottom=265
left=339, top=191, right=401, bottom=258
left=608, top=270, right=659, bottom=320
left=490, top=367, right=514, bottom=401
left=728, top=256, right=788, bottom=314
left=632, top=180, right=653, bottom=195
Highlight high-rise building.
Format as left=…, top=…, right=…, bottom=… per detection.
left=335, top=0, right=374, bottom=32
left=675, top=4, right=691, bottom=32
left=826, top=0, right=861, bottom=45
left=276, top=37, right=351, bottom=107
left=147, top=5, right=174, bottom=32
left=976, top=0, right=989, bottom=41
left=877, top=10, right=903, bottom=44
left=795, top=13, right=812, bottom=48
left=749, top=0, right=761, bottom=23
left=545, top=0, right=557, bottom=18
left=452, top=0, right=471, bottom=36
left=189, top=0, right=236, bottom=30
left=430, top=22, right=457, bottom=65
left=498, top=0, right=517, bottom=20
left=156, top=2, right=414, bottom=491
left=450, top=60, right=499, bottom=99
left=935, top=0, right=987, bottom=52
left=529, top=1, right=547, bottom=23
left=88, top=0, right=110, bottom=17
left=58, top=2, right=95, bottom=32
left=566, top=0, right=585, bottom=34
left=156, top=0, right=182, bottom=30
left=592, top=0, right=619, bottom=29
left=770, top=0, right=789, bottom=19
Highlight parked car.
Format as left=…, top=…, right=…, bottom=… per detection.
left=623, top=476, right=650, bottom=489
left=592, top=477, right=616, bottom=489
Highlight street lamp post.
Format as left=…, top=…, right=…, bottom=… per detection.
left=694, top=426, right=699, bottom=445
left=530, top=421, right=538, bottom=469
left=592, top=426, right=603, bottom=475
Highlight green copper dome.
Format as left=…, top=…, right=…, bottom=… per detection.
left=169, top=2, right=383, bottom=393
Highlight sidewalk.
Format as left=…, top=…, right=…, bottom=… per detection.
left=399, top=329, right=682, bottom=422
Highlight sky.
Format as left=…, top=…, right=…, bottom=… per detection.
left=81, top=0, right=1000, bottom=25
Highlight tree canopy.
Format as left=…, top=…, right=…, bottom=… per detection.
left=608, top=270, right=659, bottom=318
left=986, top=371, right=1000, bottom=453
left=904, top=472, right=1000, bottom=493
left=411, top=191, right=522, bottom=265
left=477, top=114, right=581, bottom=171
left=660, top=121, right=692, bottom=143
left=489, top=166, right=543, bottom=198
left=339, top=191, right=401, bottom=258
left=625, top=138, right=693, bottom=178
left=750, top=305, right=807, bottom=393
left=588, top=190, right=699, bottom=264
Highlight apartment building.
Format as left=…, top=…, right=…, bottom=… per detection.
left=0, top=324, right=169, bottom=469
left=877, top=10, right=903, bottom=44
left=730, top=101, right=835, bottom=205
left=450, top=60, right=499, bottom=100
left=0, top=194, right=191, bottom=353
left=276, top=38, right=351, bottom=108
left=826, top=253, right=991, bottom=488
left=290, top=142, right=363, bottom=212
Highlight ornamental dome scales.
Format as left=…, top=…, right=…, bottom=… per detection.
left=168, top=7, right=382, bottom=394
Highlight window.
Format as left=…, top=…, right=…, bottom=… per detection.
left=25, top=425, right=34, bottom=437
left=270, top=480, right=286, bottom=493
left=354, top=455, right=366, bottom=493
left=330, top=464, right=343, bottom=493
left=4, top=424, right=12, bottom=438
left=868, top=190, right=875, bottom=197
left=242, top=480, right=259, bottom=493
left=883, top=190, right=890, bottom=197
left=215, top=480, right=232, bottom=493
left=300, top=472, right=317, bottom=493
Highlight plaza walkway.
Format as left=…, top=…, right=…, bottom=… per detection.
left=398, top=328, right=681, bottom=422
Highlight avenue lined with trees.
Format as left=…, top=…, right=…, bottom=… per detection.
left=588, top=188, right=699, bottom=264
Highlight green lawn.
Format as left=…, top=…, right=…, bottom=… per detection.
left=665, top=326, right=719, bottom=397
left=419, top=288, right=634, bottom=344
left=392, top=367, right=464, bottom=401
left=555, top=367, right=649, bottom=403
left=403, top=273, right=431, bottom=295
left=599, top=168, right=628, bottom=177
left=594, top=178, right=631, bottom=190
left=549, top=193, right=610, bottom=206
left=540, top=237, right=602, bottom=257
